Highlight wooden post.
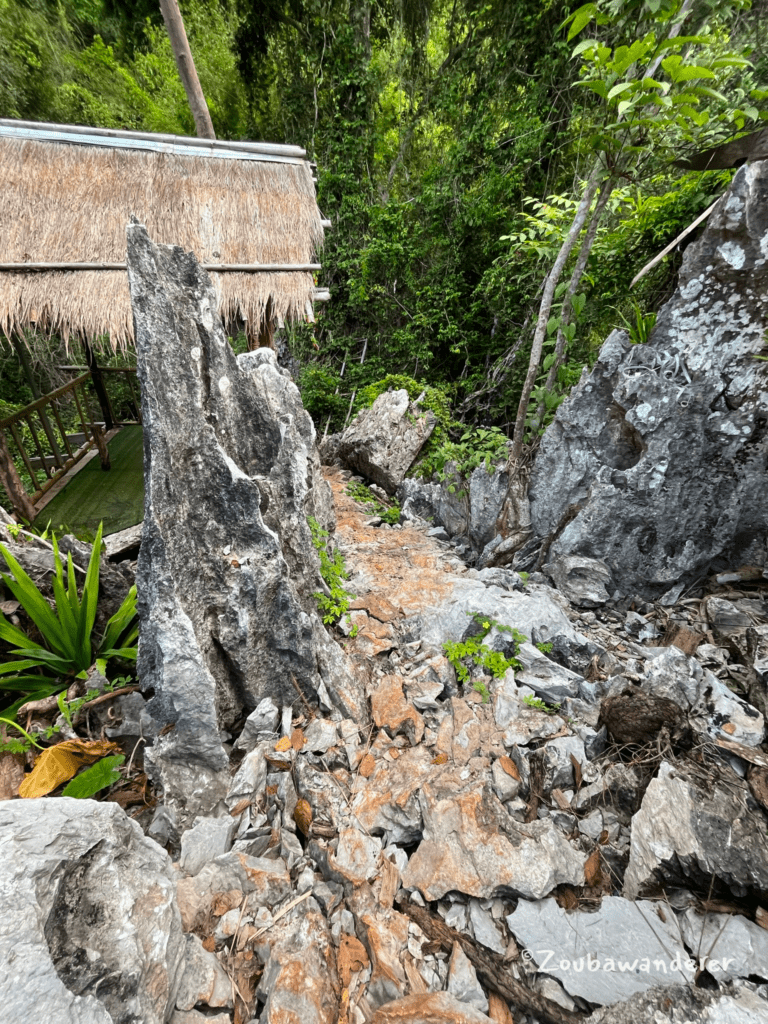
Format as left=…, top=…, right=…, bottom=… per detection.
left=0, top=430, right=37, bottom=522
left=83, top=338, right=114, bottom=430
left=91, top=424, right=111, bottom=471
left=159, top=0, right=216, bottom=140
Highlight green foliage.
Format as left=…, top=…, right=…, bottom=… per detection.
left=0, top=524, right=138, bottom=717
left=345, top=481, right=401, bottom=524
left=307, top=516, right=355, bottom=625
left=443, top=613, right=527, bottom=700
left=615, top=301, right=658, bottom=344
left=62, top=753, right=125, bottom=798
left=523, top=693, right=561, bottom=714
left=535, top=640, right=554, bottom=653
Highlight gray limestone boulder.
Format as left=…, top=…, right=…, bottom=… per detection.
left=506, top=895, right=694, bottom=1005
left=543, top=554, right=613, bottom=607
left=528, top=161, right=768, bottom=600
left=0, top=798, right=185, bottom=1024
left=584, top=984, right=768, bottom=1024
left=468, top=464, right=508, bottom=552
left=336, top=389, right=436, bottom=494
left=126, top=223, right=365, bottom=812
left=624, top=760, right=768, bottom=899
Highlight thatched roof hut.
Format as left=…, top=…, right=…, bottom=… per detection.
left=0, top=119, right=326, bottom=349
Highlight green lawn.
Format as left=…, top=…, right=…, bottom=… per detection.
left=33, top=425, right=144, bottom=538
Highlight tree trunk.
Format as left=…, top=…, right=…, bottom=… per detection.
left=509, top=158, right=604, bottom=463
left=83, top=338, right=114, bottom=431
left=0, top=430, right=37, bottom=522
left=540, top=175, right=616, bottom=406
left=159, top=0, right=216, bottom=140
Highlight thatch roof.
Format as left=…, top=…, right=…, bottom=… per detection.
left=0, top=121, right=325, bottom=349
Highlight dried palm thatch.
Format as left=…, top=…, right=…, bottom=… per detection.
left=0, top=134, right=324, bottom=349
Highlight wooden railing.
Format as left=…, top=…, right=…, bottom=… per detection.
left=0, top=368, right=140, bottom=520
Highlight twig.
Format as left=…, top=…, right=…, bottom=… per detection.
left=395, top=894, right=585, bottom=1024
left=247, top=889, right=313, bottom=945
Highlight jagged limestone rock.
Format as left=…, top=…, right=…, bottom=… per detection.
left=337, top=389, right=436, bottom=494
left=0, top=798, right=185, bottom=1024
left=126, top=223, right=365, bottom=813
left=528, top=161, right=768, bottom=600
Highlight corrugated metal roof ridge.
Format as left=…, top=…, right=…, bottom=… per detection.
left=0, top=118, right=308, bottom=162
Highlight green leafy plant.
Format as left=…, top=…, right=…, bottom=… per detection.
left=62, top=753, right=125, bottom=799
left=535, top=640, right=554, bottom=653
left=345, top=481, right=401, bottom=524
left=0, top=522, right=138, bottom=718
left=307, top=516, right=355, bottom=625
left=614, top=301, right=657, bottom=344
left=523, top=693, right=561, bottom=714
left=443, top=613, right=527, bottom=702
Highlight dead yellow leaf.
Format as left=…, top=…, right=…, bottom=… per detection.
left=274, top=736, right=292, bottom=752
left=431, top=753, right=448, bottom=765
left=19, top=739, right=121, bottom=799
left=358, top=753, right=376, bottom=778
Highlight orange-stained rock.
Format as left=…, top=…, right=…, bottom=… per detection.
left=373, top=992, right=495, bottom=1022
left=371, top=675, right=425, bottom=745
left=256, top=899, right=339, bottom=1024
left=349, top=593, right=402, bottom=623
left=401, top=777, right=586, bottom=901
left=351, top=746, right=434, bottom=844
left=328, top=827, right=382, bottom=886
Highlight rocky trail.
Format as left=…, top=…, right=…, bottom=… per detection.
left=1, top=162, right=768, bottom=1024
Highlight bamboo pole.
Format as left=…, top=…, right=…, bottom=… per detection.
left=159, top=0, right=216, bottom=141
left=0, top=262, right=322, bottom=272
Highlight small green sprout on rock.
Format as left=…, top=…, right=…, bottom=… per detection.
left=523, top=693, right=561, bottom=715
left=443, top=613, right=526, bottom=703
left=345, top=481, right=401, bottom=524
left=308, top=516, right=355, bottom=625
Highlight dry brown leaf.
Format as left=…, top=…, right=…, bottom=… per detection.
left=555, top=888, right=580, bottom=910
left=0, top=600, right=19, bottom=615
left=358, top=753, right=376, bottom=778
left=755, top=907, right=768, bottom=932
left=498, top=755, right=520, bottom=780
left=274, top=736, right=292, bottom=752
left=431, top=752, right=448, bottom=765
left=18, top=738, right=121, bottom=799
left=202, top=936, right=216, bottom=952
left=291, top=728, right=305, bottom=751
left=584, top=848, right=602, bottom=887
left=294, top=798, right=313, bottom=836
left=569, top=753, right=583, bottom=789
left=550, top=788, right=571, bottom=811
left=338, top=933, right=369, bottom=988
left=104, top=787, right=146, bottom=809
left=0, top=752, right=24, bottom=800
